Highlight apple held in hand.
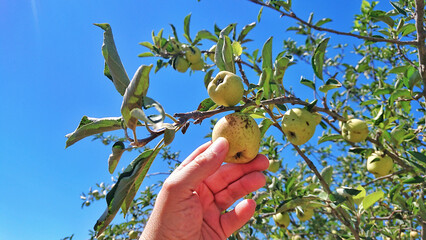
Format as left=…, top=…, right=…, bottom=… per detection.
left=273, top=212, right=290, bottom=229
left=212, top=112, right=261, bottom=163
left=281, top=108, right=322, bottom=145
left=208, top=71, right=244, bottom=107
left=367, top=151, right=393, bottom=177
left=296, top=208, right=314, bottom=221
left=341, top=119, right=369, bottom=143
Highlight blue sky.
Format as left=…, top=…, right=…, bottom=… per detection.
left=0, top=0, right=366, bottom=239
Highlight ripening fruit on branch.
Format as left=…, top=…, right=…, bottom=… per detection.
left=281, top=108, right=322, bottom=145
left=172, top=56, right=190, bottom=73
left=273, top=212, right=290, bottom=229
left=211, top=112, right=261, bottom=163
left=185, top=46, right=202, bottom=63
left=341, top=119, right=369, bottom=143
left=410, top=231, right=418, bottom=238
left=267, top=159, right=281, bottom=173
left=296, top=208, right=314, bottom=221
left=128, top=230, right=138, bottom=239
left=190, top=59, right=205, bottom=71
left=207, top=45, right=216, bottom=62
left=207, top=71, right=244, bottom=107
left=366, top=151, right=393, bottom=177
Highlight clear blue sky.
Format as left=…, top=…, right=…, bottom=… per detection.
left=0, top=0, right=368, bottom=239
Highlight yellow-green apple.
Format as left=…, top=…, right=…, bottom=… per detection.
left=211, top=112, right=261, bottom=163
left=172, top=56, right=189, bottom=73
left=207, top=71, right=244, bottom=107
left=341, top=119, right=369, bottom=143
left=281, top=108, right=322, bottom=145
left=296, top=208, right=314, bottom=221
left=207, top=45, right=216, bottom=62
left=185, top=46, right=201, bottom=63
left=190, top=59, right=205, bottom=71
left=273, top=212, right=290, bottom=229
left=367, top=151, right=393, bottom=177
left=267, top=159, right=281, bottom=173
left=410, top=231, right=418, bottom=238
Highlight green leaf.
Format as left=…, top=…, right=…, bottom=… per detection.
left=222, top=35, right=236, bottom=73
left=300, top=77, right=316, bottom=90
left=232, top=41, right=243, bottom=56
left=261, top=37, right=273, bottom=70
left=215, top=36, right=226, bottom=71
left=402, top=176, right=424, bottom=184
left=258, top=67, right=272, bottom=99
left=361, top=190, right=384, bottom=210
left=169, top=24, right=179, bottom=41
left=65, top=116, right=123, bottom=148
left=318, top=134, right=343, bottom=144
left=139, top=41, right=153, bottom=50
left=130, top=97, right=165, bottom=128
left=237, top=22, right=256, bottom=42
left=220, top=23, right=236, bottom=37
left=197, top=98, right=216, bottom=112
left=312, top=38, right=330, bottom=80
left=370, top=10, right=394, bottom=27
left=94, top=23, right=130, bottom=96
left=319, top=78, right=342, bottom=93
left=203, top=69, right=214, bottom=89
left=408, top=151, right=426, bottom=165
left=183, top=13, right=192, bottom=44
left=138, top=52, right=155, bottom=58
left=120, top=65, right=154, bottom=131
left=390, top=1, right=407, bottom=16
left=95, top=148, right=161, bottom=236
left=163, top=125, right=176, bottom=146
left=108, top=141, right=126, bottom=174
left=399, top=23, right=416, bottom=36
left=193, top=30, right=218, bottom=44
left=257, top=7, right=263, bottom=22
left=353, top=185, right=366, bottom=206
left=273, top=56, right=292, bottom=86
left=360, top=99, right=378, bottom=106
left=315, top=18, right=332, bottom=27
left=259, top=118, right=273, bottom=138
left=389, top=65, right=409, bottom=74
left=389, top=89, right=412, bottom=104
left=320, top=165, right=333, bottom=185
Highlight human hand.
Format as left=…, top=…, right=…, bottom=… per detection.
left=140, top=137, right=269, bottom=240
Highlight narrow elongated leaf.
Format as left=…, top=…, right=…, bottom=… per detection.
left=402, top=176, right=424, bottom=184
left=274, top=56, right=291, bottom=86
left=257, top=7, right=263, bottom=22
left=94, top=23, right=130, bottom=96
left=320, top=165, right=333, bottom=185
left=94, top=148, right=159, bottom=236
left=361, top=190, right=384, bottom=210
left=121, top=65, right=153, bottom=131
left=197, top=98, right=216, bottom=112
left=261, top=37, right=273, bottom=70
left=183, top=13, right=192, bottom=43
left=121, top=147, right=162, bottom=215
left=318, top=134, right=343, bottom=144
left=300, top=77, right=315, bottom=90
left=130, top=97, right=165, bottom=129
left=108, top=141, right=126, bottom=174
left=312, top=38, right=330, bottom=80
left=259, top=118, right=273, bottom=138
left=222, top=35, right=236, bottom=73
left=390, top=1, right=407, bottom=16
left=319, top=78, right=342, bottom=93
left=408, top=151, right=426, bottom=165
left=169, top=24, right=179, bottom=42
left=237, top=22, right=256, bottom=42
left=220, top=23, right=236, bottom=37
left=258, top=67, right=272, bottom=99
left=215, top=36, right=226, bottom=71
left=65, top=116, right=123, bottom=148
left=353, top=185, right=366, bottom=206
left=193, top=30, right=218, bottom=44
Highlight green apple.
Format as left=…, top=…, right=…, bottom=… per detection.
left=296, top=208, right=314, bottom=221
left=267, top=159, right=281, bottom=173
left=212, top=112, right=261, bottom=163
left=367, top=151, right=393, bottom=177
left=341, top=119, right=369, bottom=143
left=281, top=108, right=321, bottom=145
left=190, top=59, right=205, bottom=71
left=207, top=71, right=244, bottom=107
left=185, top=46, right=201, bottom=63
left=410, top=231, right=418, bottom=238
left=292, top=235, right=302, bottom=240
left=128, top=230, right=138, bottom=239
left=172, top=56, right=189, bottom=73
left=273, top=212, right=290, bottom=229
left=207, top=45, right=216, bottom=62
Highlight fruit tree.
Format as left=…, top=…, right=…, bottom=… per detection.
left=64, top=0, right=426, bottom=239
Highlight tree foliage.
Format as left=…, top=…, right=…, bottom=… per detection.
left=66, top=0, right=426, bottom=239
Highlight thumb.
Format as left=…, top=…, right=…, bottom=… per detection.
left=166, top=137, right=229, bottom=193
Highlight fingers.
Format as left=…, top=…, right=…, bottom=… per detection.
left=204, top=154, right=269, bottom=194
left=174, top=141, right=212, bottom=172
left=163, top=137, right=229, bottom=193
left=220, top=199, right=256, bottom=237
left=214, top=171, right=266, bottom=210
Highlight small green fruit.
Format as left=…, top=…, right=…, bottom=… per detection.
left=281, top=108, right=321, bottom=145
left=190, top=59, right=205, bottom=71
left=273, top=212, right=290, bottom=229
left=207, top=45, right=216, bottom=62
left=341, top=119, right=369, bottom=143
left=296, top=208, right=314, bottom=221
left=367, top=151, right=393, bottom=177
left=212, top=112, right=261, bottom=163
left=267, top=159, right=281, bottom=173
left=185, top=46, right=201, bottom=63
left=129, top=230, right=138, bottom=239
left=410, top=231, right=418, bottom=238
left=172, top=56, right=189, bottom=73
left=207, top=71, right=244, bottom=107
